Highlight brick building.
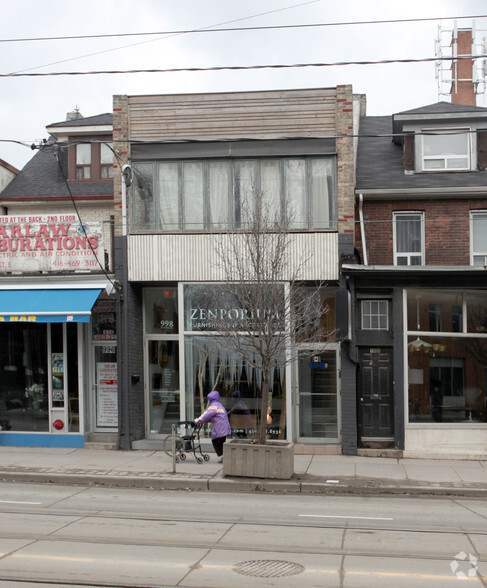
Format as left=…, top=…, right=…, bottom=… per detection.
left=113, top=86, right=364, bottom=453
left=344, top=99, right=487, bottom=458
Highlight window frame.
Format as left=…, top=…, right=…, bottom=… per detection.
left=393, top=211, right=425, bottom=266
left=419, top=127, right=471, bottom=172
left=470, top=210, right=487, bottom=266
left=131, top=156, right=337, bottom=233
left=68, top=140, right=113, bottom=182
left=361, top=299, right=389, bottom=331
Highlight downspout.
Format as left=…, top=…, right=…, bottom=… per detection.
left=120, top=164, right=132, bottom=450
left=358, top=193, right=368, bottom=266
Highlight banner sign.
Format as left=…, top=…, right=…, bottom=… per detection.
left=0, top=214, right=104, bottom=273
left=96, top=361, right=118, bottom=427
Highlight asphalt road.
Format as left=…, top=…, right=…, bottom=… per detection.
left=0, top=482, right=485, bottom=587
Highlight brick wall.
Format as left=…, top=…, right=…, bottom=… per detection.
left=336, top=85, right=356, bottom=236
left=112, top=95, right=129, bottom=239
left=359, top=198, right=487, bottom=266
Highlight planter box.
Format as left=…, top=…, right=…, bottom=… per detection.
left=222, top=439, right=294, bottom=479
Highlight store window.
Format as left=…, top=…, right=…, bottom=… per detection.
left=0, top=322, right=81, bottom=433
left=131, top=156, right=337, bottom=232
left=407, top=289, right=487, bottom=424
left=184, top=335, right=286, bottom=440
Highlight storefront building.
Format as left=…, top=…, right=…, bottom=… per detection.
left=113, top=87, right=363, bottom=452
left=350, top=96, right=487, bottom=458
left=0, top=112, right=118, bottom=447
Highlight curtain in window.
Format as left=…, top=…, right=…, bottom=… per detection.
left=158, top=162, right=179, bottom=230
left=208, top=162, right=230, bottom=229
left=132, top=163, right=155, bottom=231
left=100, top=143, right=113, bottom=164
left=310, top=159, right=331, bottom=228
left=473, top=214, right=487, bottom=252
left=285, top=159, right=306, bottom=229
left=76, top=144, right=91, bottom=165
left=260, top=160, right=281, bottom=223
left=396, top=215, right=421, bottom=253
left=236, top=160, right=256, bottom=228
left=183, top=162, right=204, bottom=230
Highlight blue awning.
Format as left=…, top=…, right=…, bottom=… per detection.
left=0, top=289, right=102, bottom=323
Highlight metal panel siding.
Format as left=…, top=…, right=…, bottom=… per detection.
left=127, top=89, right=337, bottom=141
left=128, top=233, right=338, bottom=282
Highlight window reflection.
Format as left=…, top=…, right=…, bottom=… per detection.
left=185, top=336, right=286, bottom=440
left=408, top=335, right=487, bottom=423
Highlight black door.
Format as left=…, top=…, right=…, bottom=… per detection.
left=358, top=348, right=394, bottom=444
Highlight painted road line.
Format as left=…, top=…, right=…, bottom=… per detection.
left=299, top=514, right=394, bottom=520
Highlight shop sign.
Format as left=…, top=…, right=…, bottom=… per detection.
left=96, top=362, right=118, bottom=427
left=0, top=214, right=104, bottom=273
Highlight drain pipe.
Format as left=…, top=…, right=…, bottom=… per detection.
left=120, top=165, right=132, bottom=450
left=358, top=193, right=368, bottom=266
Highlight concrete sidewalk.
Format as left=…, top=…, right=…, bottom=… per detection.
left=0, top=446, right=486, bottom=497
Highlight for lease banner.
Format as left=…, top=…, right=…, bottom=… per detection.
left=0, top=214, right=105, bottom=272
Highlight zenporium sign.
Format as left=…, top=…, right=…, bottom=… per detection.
left=0, top=214, right=105, bottom=273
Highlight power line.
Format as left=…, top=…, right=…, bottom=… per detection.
left=8, top=0, right=320, bottom=75
left=3, top=53, right=487, bottom=78
left=1, top=14, right=486, bottom=44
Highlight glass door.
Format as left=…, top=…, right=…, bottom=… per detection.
left=148, top=340, right=180, bottom=435
left=93, top=343, right=118, bottom=429
left=297, top=348, right=339, bottom=442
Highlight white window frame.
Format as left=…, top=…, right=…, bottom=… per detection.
left=420, top=127, right=471, bottom=171
left=393, top=211, right=425, bottom=266
left=361, top=300, right=389, bottom=330
left=470, top=210, right=487, bottom=266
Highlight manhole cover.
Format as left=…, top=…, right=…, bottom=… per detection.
left=233, top=559, right=305, bottom=578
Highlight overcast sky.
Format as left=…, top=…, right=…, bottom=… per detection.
left=2, top=0, right=487, bottom=170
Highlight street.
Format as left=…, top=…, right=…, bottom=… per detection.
left=0, top=482, right=485, bottom=586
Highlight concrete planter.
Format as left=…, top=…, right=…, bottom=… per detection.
left=222, top=439, right=294, bottom=479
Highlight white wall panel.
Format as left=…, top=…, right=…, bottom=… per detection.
left=128, top=233, right=338, bottom=282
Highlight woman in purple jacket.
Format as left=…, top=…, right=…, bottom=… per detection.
left=194, top=390, right=231, bottom=462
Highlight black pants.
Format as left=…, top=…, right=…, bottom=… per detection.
left=212, top=436, right=227, bottom=457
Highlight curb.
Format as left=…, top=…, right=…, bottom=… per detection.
left=1, top=470, right=487, bottom=498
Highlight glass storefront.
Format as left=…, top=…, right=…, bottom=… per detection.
left=407, top=289, right=487, bottom=424
left=0, top=322, right=80, bottom=433
left=144, top=284, right=340, bottom=443
left=184, top=335, right=286, bottom=439
left=298, top=349, right=339, bottom=440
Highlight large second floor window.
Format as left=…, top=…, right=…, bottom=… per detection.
left=393, top=212, right=424, bottom=266
left=131, top=157, right=336, bottom=232
left=471, top=211, right=487, bottom=266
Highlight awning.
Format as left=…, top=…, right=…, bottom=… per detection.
left=0, top=289, right=102, bottom=323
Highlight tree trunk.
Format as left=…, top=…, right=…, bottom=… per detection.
left=259, top=371, right=270, bottom=445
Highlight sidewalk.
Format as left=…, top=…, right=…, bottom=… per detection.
left=0, top=446, right=486, bottom=497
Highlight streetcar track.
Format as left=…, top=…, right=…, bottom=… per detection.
left=0, top=506, right=486, bottom=536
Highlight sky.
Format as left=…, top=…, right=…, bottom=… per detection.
left=1, top=0, right=487, bottom=171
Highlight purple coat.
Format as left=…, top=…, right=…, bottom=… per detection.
left=195, top=390, right=231, bottom=440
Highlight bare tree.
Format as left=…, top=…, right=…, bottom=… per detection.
left=203, top=192, right=331, bottom=444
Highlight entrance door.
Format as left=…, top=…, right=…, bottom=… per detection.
left=148, top=341, right=180, bottom=435
left=297, top=349, right=339, bottom=441
left=358, top=348, right=394, bottom=444
left=93, top=343, right=118, bottom=430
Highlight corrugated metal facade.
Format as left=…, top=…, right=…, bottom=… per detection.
left=128, top=233, right=338, bottom=282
